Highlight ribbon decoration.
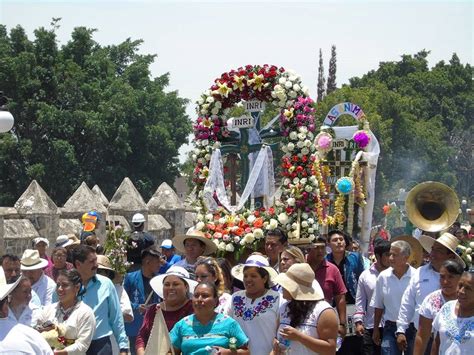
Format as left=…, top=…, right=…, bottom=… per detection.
left=203, top=146, right=275, bottom=213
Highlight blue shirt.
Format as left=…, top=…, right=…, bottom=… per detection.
left=123, top=269, right=161, bottom=336
left=326, top=251, right=366, bottom=301
left=159, top=253, right=182, bottom=274
left=170, top=313, right=248, bottom=355
left=80, top=274, right=128, bottom=350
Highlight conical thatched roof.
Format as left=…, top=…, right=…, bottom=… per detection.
left=109, top=177, right=147, bottom=211
left=92, top=185, right=109, bottom=207
left=63, top=182, right=107, bottom=214
left=148, top=182, right=183, bottom=211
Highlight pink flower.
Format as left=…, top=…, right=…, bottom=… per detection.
left=318, top=135, right=332, bottom=149
left=353, top=130, right=370, bottom=148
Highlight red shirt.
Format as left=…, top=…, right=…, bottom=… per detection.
left=313, top=259, right=347, bottom=303
left=135, top=300, right=193, bottom=351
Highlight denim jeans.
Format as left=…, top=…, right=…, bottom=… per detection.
left=381, top=321, right=415, bottom=355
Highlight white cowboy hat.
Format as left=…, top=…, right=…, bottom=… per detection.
left=274, top=263, right=324, bottom=301
left=20, top=249, right=49, bottom=270
left=0, top=266, right=22, bottom=301
left=419, top=232, right=466, bottom=268
left=173, top=228, right=217, bottom=256
left=150, top=265, right=198, bottom=299
left=231, top=254, right=278, bottom=283
left=33, top=237, right=49, bottom=247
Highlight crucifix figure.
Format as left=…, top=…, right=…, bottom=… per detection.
left=220, top=100, right=281, bottom=208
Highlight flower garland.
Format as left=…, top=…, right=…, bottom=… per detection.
left=192, top=65, right=318, bottom=252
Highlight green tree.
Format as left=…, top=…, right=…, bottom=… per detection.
left=315, top=51, right=473, bottom=218
left=317, top=48, right=326, bottom=102
left=0, top=24, right=191, bottom=205
left=326, top=45, right=337, bottom=94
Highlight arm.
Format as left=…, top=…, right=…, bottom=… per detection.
left=414, top=315, right=433, bottom=355
left=280, top=308, right=338, bottom=355
left=118, top=285, right=134, bottom=322
left=430, top=333, right=440, bottom=355
left=354, top=273, right=367, bottom=336
left=107, top=282, right=129, bottom=354
left=334, top=293, right=347, bottom=338
left=136, top=305, right=156, bottom=355
left=372, top=308, right=384, bottom=346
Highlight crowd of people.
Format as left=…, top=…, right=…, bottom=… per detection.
left=0, top=210, right=473, bottom=355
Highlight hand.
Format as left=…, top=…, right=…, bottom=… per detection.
left=372, top=328, right=381, bottom=346
left=272, top=338, right=283, bottom=355
left=279, top=325, right=301, bottom=341
left=338, top=324, right=346, bottom=339
left=211, top=347, right=230, bottom=355
left=397, top=333, right=407, bottom=352
left=355, top=323, right=365, bottom=337
left=139, top=304, right=147, bottom=315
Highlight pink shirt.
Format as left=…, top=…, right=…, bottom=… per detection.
left=313, top=260, right=347, bottom=303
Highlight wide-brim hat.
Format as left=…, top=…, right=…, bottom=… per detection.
left=56, top=235, right=74, bottom=248
left=391, top=235, right=424, bottom=268
left=173, top=228, right=217, bottom=256
left=150, top=265, right=198, bottom=299
left=97, top=255, right=115, bottom=272
left=0, top=266, right=22, bottom=301
left=274, top=263, right=324, bottom=301
left=33, top=237, right=49, bottom=247
left=419, top=232, right=466, bottom=268
left=231, top=254, right=278, bottom=283
left=20, top=249, right=49, bottom=270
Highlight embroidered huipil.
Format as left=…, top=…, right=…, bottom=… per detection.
left=225, top=289, right=279, bottom=355
left=419, top=289, right=446, bottom=321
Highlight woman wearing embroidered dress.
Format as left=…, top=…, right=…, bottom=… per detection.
left=224, top=254, right=280, bottom=354
left=170, top=282, right=249, bottom=354
left=36, top=269, right=96, bottom=355
left=195, top=257, right=231, bottom=313
left=431, top=269, right=474, bottom=355
left=272, top=263, right=338, bottom=355
left=135, top=266, right=197, bottom=355
left=413, top=259, right=464, bottom=355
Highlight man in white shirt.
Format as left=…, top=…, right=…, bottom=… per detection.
left=354, top=238, right=391, bottom=355
left=371, top=240, right=415, bottom=355
left=395, top=233, right=463, bottom=353
left=20, top=249, right=56, bottom=306
left=0, top=266, right=53, bottom=354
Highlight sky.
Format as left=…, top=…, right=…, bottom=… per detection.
left=1, top=0, right=472, bottom=161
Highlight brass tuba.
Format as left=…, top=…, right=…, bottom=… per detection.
left=405, top=181, right=459, bottom=232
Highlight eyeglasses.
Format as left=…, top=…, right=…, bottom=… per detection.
left=56, top=283, right=72, bottom=290
left=54, top=254, right=67, bottom=259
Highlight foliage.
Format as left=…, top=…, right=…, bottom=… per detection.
left=326, top=45, right=337, bottom=94
left=315, top=50, right=473, bottom=220
left=0, top=23, right=191, bottom=205
left=104, top=226, right=131, bottom=276
left=317, top=49, right=325, bottom=102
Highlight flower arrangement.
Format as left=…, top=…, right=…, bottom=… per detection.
left=41, top=324, right=68, bottom=350
left=192, top=64, right=317, bottom=252
left=104, top=225, right=131, bottom=276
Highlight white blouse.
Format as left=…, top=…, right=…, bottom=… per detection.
left=36, top=301, right=96, bottom=355
left=225, top=289, right=280, bottom=355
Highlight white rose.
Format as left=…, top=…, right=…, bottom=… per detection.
left=211, top=107, right=219, bottom=115
left=247, top=215, right=256, bottom=224
left=309, top=176, right=317, bottom=184
left=281, top=145, right=288, bottom=153
left=233, top=236, right=241, bottom=243
left=301, top=221, right=309, bottom=228
left=205, top=213, right=213, bottom=221
left=287, top=143, right=295, bottom=151
left=278, top=77, right=287, bottom=85
left=304, top=139, right=312, bottom=147
left=293, top=177, right=300, bottom=184
left=213, top=141, right=221, bottom=149
left=308, top=228, right=314, bottom=233
left=305, top=185, right=313, bottom=192
left=283, top=178, right=291, bottom=185
left=289, top=131, right=298, bottom=140
left=218, top=242, right=226, bottom=251
left=206, top=96, right=214, bottom=103
left=192, top=154, right=197, bottom=161
left=205, top=154, right=211, bottom=161
left=297, top=132, right=306, bottom=140
left=253, top=228, right=264, bottom=239
left=308, top=218, right=314, bottom=224
left=301, top=147, right=309, bottom=155
left=196, top=214, right=204, bottom=221
left=298, top=126, right=308, bottom=134
left=274, top=84, right=282, bottom=91
left=214, top=101, right=222, bottom=108
left=287, top=198, right=296, bottom=206
left=278, top=213, right=289, bottom=225
left=289, top=75, right=297, bottom=81
left=197, top=98, right=204, bottom=105
left=201, top=139, right=209, bottom=146
left=297, top=141, right=304, bottom=148
left=302, top=86, right=310, bottom=95
left=300, top=178, right=307, bottom=185
left=243, top=233, right=255, bottom=244
left=285, top=81, right=293, bottom=89
left=213, top=239, right=220, bottom=246
left=225, top=244, right=235, bottom=252
left=195, top=221, right=205, bottom=230
left=293, top=83, right=301, bottom=92
left=218, top=217, right=226, bottom=225
left=267, top=219, right=278, bottom=230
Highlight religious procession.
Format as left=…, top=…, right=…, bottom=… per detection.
left=1, top=61, right=473, bottom=355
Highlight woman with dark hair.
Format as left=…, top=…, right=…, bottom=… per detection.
left=431, top=269, right=474, bottom=354
left=135, top=266, right=197, bottom=355
left=44, top=247, right=74, bottom=282
left=279, top=245, right=305, bottom=273
left=225, top=254, right=280, bottom=354
left=195, top=257, right=231, bottom=313
left=36, top=269, right=96, bottom=355
left=413, top=259, right=465, bottom=355
left=170, top=282, right=249, bottom=354
left=272, top=263, right=338, bottom=355
left=216, top=257, right=233, bottom=293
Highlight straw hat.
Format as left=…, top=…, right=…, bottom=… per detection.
left=274, top=263, right=324, bottom=301
left=20, top=249, right=49, bottom=270
left=97, top=255, right=115, bottom=272
left=231, top=254, right=278, bottom=283
left=419, top=232, right=466, bottom=268
left=0, top=266, right=22, bottom=301
left=150, top=265, right=198, bottom=299
left=391, top=235, right=424, bottom=268
left=173, top=228, right=217, bottom=256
